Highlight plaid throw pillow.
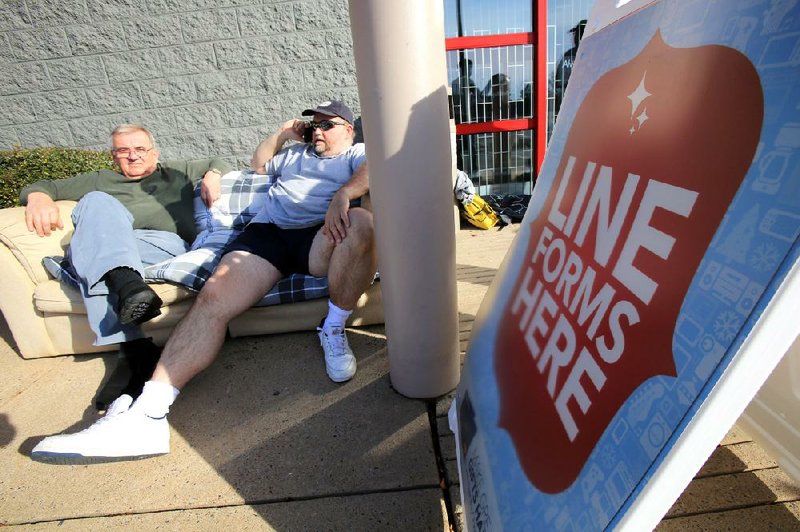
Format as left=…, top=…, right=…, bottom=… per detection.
left=193, top=169, right=273, bottom=240
left=145, top=169, right=330, bottom=305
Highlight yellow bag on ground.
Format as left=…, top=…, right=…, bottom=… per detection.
left=460, top=194, right=499, bottom=229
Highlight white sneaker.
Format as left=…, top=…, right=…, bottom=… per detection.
left=104, top=393, right=133, bottom=416
left=31, top=401, right=169, bottom=464
left=317, top=326, right=357, bottom=382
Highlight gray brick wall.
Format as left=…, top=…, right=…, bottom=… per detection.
left=0, top=0, right=360, bottom=166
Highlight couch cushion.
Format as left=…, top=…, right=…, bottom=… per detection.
left=43, top=246, right=330, bottom=310
left=33, top=278, right=194, bottom=314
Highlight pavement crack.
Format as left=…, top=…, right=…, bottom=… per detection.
left=427, top=400, right=457, bottom=531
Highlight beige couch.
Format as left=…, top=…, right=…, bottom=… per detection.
left=0, top=201, right=384, bottom=359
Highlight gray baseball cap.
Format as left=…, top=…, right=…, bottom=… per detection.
left=301, top=100, right=355, bottom=124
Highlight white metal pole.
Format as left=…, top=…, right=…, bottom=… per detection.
left=349, top=0, right=460, bottom=398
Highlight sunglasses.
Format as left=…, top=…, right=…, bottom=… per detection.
left=307, top=120, right=346, bottom=131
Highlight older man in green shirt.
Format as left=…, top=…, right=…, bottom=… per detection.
left=20, top=124, right=230, bottom=406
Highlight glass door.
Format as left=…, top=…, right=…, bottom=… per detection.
left=547, top=0, right=597, bottom=139
left=444, top=0, right=544, bottom=195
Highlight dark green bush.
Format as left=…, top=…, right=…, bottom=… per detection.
left=0, top=147, right=115, bottom=209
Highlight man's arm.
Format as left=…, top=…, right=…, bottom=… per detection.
left=324, top=161, right=369, bottom=244
left=20, top=172, right=102, bottom=237
left=168, top=158, right=232, bottom=208
left=250, top=119, right=305, bottom=174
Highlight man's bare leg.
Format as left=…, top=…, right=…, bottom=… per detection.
left=29, top=250, right=283, bottom=464
left=310, top=207, right=377, bottom=382
left=151, top=251, right=282, bottom=389
left=310, top=207, right=378, bottom=310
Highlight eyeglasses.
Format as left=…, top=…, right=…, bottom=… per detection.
left=308, top=120, right=346, bottom=131
left=113, top=146, right=153, bottom=157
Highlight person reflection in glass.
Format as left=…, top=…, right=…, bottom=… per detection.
left=452, top=57, right=481, bottom=124
left=482, top=73, right=514, bottom=183
left=452, top=57, right=481, bottom=175
left=554, top=19, right=587, bottom=118
left=483, top=73, right=511, bottom=120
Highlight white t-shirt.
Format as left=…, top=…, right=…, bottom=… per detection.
left=252, top=143, right=367, bottom=229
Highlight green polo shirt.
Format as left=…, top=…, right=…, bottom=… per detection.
left=20, top=158, right=231, bottom=243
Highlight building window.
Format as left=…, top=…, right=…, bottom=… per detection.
left=444, top=0, right=536, bottom=194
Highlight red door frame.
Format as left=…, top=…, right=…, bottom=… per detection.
left=444, top=1, right=547, bottom=176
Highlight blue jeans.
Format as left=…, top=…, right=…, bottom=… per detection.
left=68, top=192, right=190, bottom=346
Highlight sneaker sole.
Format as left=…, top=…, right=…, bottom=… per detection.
left=119, top=292, right=163, bottom=326
left=31, top=450, right=168, bottom=465
left=328, top=373, right=355, bottom=383
left=326, top=361, right=356, bottom=383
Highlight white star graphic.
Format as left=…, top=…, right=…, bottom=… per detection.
left=628, top=73, right=651, bottom=117
left=636, top=109, right=649, bottom=127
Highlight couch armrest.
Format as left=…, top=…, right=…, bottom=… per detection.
left=0, top=201, right=76, bottom=284
left=0, top=242, right=60, bottom=357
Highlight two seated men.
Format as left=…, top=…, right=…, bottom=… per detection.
left=24, top=100, right=377, bottom=463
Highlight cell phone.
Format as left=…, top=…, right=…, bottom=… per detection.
left=303, top=124, right=313, bottom=143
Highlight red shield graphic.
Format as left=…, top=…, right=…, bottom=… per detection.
left=494, top=32, right=763, bottom=493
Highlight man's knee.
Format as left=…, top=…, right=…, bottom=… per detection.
left=195, top=272, right=231, bottom=309
left=192, top=277, right=245, bottom=324
left=193, top=252, right=268, bottom=316
left=73, top=191, right=131, bottom=223
left=344, top=208, right=375, bottom=251
left=78, top=191, right=117, bottom=208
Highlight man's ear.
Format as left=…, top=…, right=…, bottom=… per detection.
left=110, top=150, right=121, bottom=171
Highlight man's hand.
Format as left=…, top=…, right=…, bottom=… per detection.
left=279, top=119, right=307, bottom=144
left=323, top=189, right=351, bottom=244
left=323, top=162, right=369, bottom=244
left=200, top=168, right=222, bottom=208
left=25, top=191, right=63, bottom=237
left=251, top=119, right=306, bottom=173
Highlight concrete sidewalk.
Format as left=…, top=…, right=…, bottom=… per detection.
left=1, top=226, right=799, bottom=530
left=1, top=318, right=446, bottom=529
left=0, top=226, right=506, bottom=531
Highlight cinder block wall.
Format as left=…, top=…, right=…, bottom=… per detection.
left=0, top=0, right=359, bottom=166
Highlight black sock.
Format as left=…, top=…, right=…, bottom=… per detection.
left=104, top=267, right=146, bottom=297
left=119, top=338, right=162, bottom=399
left=95, top=338, right=162, bottom=411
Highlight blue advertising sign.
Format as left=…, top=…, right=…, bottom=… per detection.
left=451, top=0, right=800, bottom=529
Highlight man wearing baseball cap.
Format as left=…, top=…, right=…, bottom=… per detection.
left=32, top=100, right=378, bottom=463
left=301, top=99, right=355, bottom=124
